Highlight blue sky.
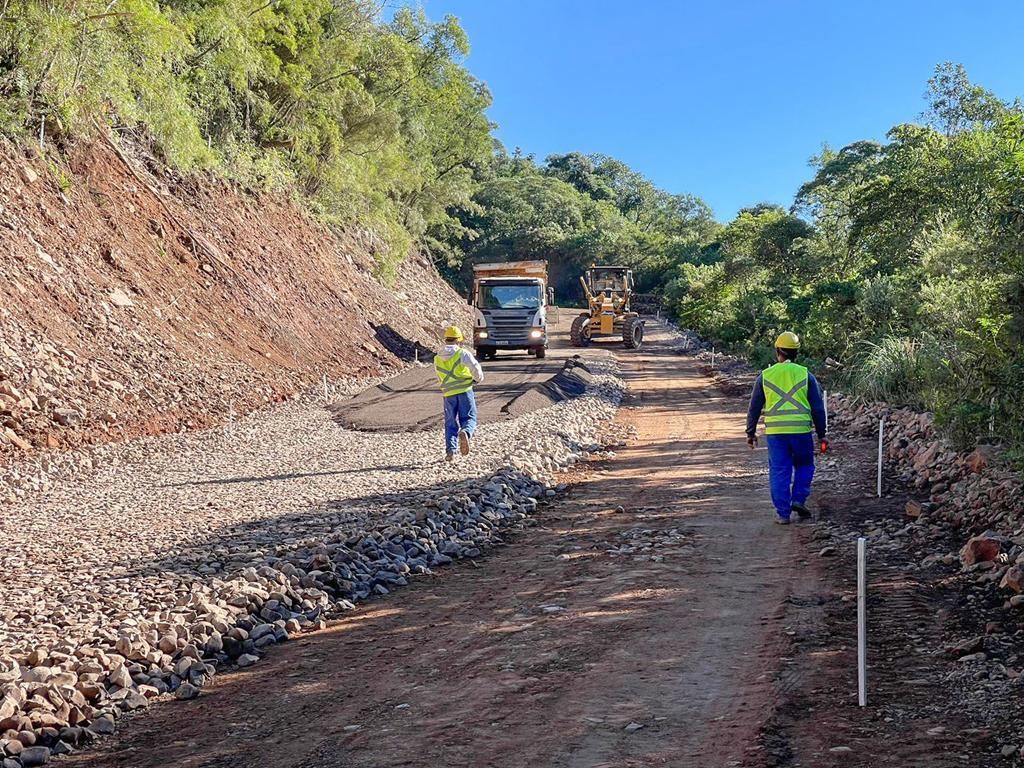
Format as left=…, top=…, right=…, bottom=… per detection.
left=413, top=0, right=1024, bottom=221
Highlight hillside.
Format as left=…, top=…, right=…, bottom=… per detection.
left=0, top=137, right=470, bottom=464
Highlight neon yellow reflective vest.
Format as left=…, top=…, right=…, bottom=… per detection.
left=435, top=350, right=475, bottom=397
left=762, top=362, right=813, bottom=435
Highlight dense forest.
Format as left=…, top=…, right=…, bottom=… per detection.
left=668, top=65, right=1024, bottom=452
left=435, top=149, right=717, bottom=301
left=1, top=3, right=1022, bottom=451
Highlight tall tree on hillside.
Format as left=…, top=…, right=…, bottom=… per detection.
left=924, top=62, right=1009, bottom=136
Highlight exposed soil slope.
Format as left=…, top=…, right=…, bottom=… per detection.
left=0, top=137, right=469, bottom=465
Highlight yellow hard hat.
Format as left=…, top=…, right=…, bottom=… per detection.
left=443, top=325, right=464, bottom=342
left=775, top=331, right=801, bottom=350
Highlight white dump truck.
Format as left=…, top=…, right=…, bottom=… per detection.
left=470, top=261, right=552, bottom=360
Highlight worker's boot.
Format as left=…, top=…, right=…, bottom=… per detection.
left=458, top=430, right=472, bottom=456
left=792, top=502, right=811, bottom=520
left=445, top=451, right=454, bottom=463
left=774, top=515, right=791, bottom=526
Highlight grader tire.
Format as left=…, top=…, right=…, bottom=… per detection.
left=570, top=314, right=592, bottom=347
left=623, top=316, right=644, bottom=350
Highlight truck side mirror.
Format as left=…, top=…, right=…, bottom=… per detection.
left=547, top=287, right=555, bottom=306
left=467, top=290, right=473, bottom=306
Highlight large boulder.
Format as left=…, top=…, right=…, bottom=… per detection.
left=960, top=530, right=1012, bottom=567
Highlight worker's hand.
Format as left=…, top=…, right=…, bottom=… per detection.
left=746, top=434, right=758, bottom=449
left=820, top=438, right=830, bottom=454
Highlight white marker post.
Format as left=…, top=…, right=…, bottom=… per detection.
left=823, top=390, right=829, bottom=434
left=857, top=536, right=867, bottom=707
left=876, top=418, right=884, bottom=498
left=415, top=347, right=419, bottom=364
left=711, top=346, right=716, bottom=370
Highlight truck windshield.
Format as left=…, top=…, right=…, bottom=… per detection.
left=478, top=284, right=543, bottom=310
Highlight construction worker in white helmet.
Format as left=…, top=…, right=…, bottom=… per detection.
left=745, top=331, right=829, bottom=524
left=434, top=325, right=484, bottom=462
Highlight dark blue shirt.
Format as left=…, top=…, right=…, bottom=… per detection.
left=746, top=370, right=827, bottom=438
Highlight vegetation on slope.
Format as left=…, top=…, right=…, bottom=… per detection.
left=0, top=0, right=494, bottom=269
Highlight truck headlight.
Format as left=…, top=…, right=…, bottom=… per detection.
left=530, top=330, right=543, bottom=339
left=477, top=331, right=488, bottom=339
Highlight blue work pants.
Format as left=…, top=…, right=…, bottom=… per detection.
left=766, top=433, right=815, bottom=519
left=443, top=390, right=477, bottom=453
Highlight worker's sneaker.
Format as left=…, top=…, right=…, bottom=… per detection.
left=792, top=502, right=811, bottom=520
left=775, top=515, right=791, bottom=526
left=458, top=430, right=472, bottom=456
left=445, top=451, right=454, bottom=463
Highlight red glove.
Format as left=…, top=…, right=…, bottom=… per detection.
left=747, top=435, right=758, bottom=449
left=820, top=438, right=830, bottom=454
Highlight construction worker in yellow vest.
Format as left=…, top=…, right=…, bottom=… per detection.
left=435, top=325, right=484, bottom=462
left=745, top=332, right=829, bottom=524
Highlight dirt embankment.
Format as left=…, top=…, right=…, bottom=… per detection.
left=0, top=138, right=470, bottom=472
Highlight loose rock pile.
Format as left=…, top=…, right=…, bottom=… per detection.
left=829, top=394, right=1023, bottom=534
left=0, top=358, right=622, bottom=764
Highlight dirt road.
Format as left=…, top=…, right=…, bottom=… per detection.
left=75, top=324, right=806, bottom=768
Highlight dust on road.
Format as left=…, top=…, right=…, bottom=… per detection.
left=75, top=324, right=806, bottom=768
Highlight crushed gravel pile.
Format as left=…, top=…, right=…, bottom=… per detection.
left=0, top=359, right=622, bottom=762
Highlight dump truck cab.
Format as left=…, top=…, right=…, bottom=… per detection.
left=471, top=261, right=550, bottom=360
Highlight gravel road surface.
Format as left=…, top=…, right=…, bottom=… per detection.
left=72, top=322, right=805, bottom=768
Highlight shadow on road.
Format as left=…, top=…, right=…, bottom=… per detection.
left=160, top=465, right=419, bottom=488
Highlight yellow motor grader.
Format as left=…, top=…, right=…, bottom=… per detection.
left=570, top=265, right=644, bottom=349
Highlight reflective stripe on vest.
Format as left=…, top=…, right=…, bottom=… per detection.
left=435, top=351, right=475, bottom=397
left=762, top=362, right=813, bottom=435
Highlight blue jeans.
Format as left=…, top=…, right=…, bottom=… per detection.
left=443, top=390, right=477, bottom=453
left=766, top=433, right=815, bottom=519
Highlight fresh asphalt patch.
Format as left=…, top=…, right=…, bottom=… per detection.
left=332, top=348, right=593, bottom=433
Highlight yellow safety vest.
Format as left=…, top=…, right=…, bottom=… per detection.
left=762, top=362, right=813, bottom=435
left=435, top=351, right=475, bottom=397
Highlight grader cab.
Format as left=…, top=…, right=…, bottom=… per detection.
left=570, top=265, right=644, bottom=349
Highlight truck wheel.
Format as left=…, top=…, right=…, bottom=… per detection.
left=535, top=346, right=546, bottom=359
left=570, top=314, right=591, bottom=347
left=623, top=317, right=644, bottom=349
